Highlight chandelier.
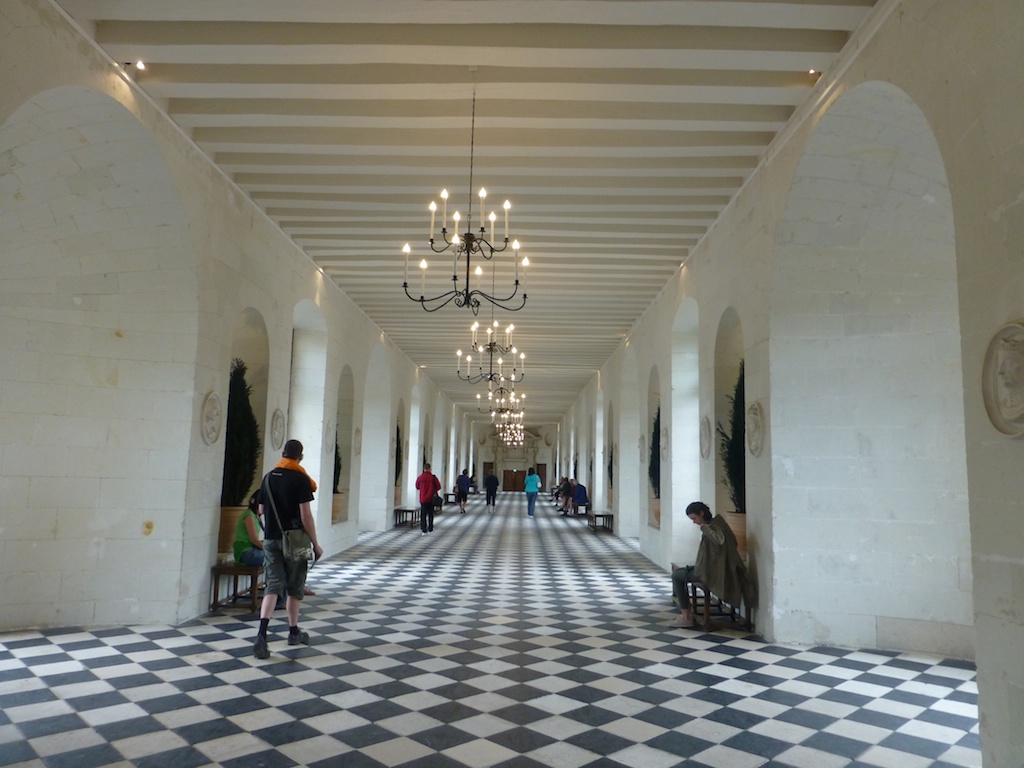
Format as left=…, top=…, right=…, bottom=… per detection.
left=479, top=382, right=525, bottom=446
left=497, top=418, right=525, bottom=447
left=402, top=91, right=528, bottom=315
left=456, top=319, right=525, bottom=385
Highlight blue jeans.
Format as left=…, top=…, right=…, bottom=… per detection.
left=238, top=548, right=265, bottom=567
left=526, top=492, right=538, bottom=516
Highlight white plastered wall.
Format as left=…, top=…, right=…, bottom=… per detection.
left=0, top=1, right=455, bottom=624
left=558, top=2, right=1023, bottom=763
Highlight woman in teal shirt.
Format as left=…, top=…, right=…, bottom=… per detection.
left=524, top=467, right=542, bottom=517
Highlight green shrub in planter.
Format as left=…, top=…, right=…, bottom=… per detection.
left=220, top=358, right=261, bottom=507
left=716, top=361, right=746, bottom=514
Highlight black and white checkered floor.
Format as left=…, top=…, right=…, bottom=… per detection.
left=0, top=494, right=980, bottom=767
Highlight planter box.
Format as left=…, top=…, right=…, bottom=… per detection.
left=722, top=510, right=747, bottom=560
left=332, top=492, right=348, bottom=523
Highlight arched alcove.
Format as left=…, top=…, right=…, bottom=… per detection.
left=394, top=397, right=408, bottom=507
left=646, top=366, right=662, bottom=530
left=0, top=87, right=198, bottom=627
left=217, top=308, right=270, bottom=556
left=333, top=364, right=355, bottom=523
left=605, top=400, right=615, bottom=507
left=770, top=81, right=970, bottom=655
left=714, top=309, right=745, bottom=523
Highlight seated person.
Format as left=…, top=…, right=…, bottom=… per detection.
left=571, top=480, right=590, bottom=513
left=233, top=491, right=316, bottom=596
left=233, top=492, right=265, bottom=567
left=670, top=501, right=752, bottom=628
left=557, top=477, right=573, bottom=514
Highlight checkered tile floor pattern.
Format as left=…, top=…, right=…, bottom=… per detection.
left=0, top=494, right=980, bottom=767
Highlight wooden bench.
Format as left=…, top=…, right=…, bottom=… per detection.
left=586, top=511, right=614, bottom=533
left=394, top=506, right=420, bottom=528
left=210, top=564, right=264, bottom=613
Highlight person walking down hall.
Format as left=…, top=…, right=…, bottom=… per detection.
left=416, top=462, right=441, bottom=535
left=483, top=470, right=499, bottom=510
left=253, top=439, right=323, bottom=659
left=236, top=491, right=315, bottom=597
left=456, top=468, right=471, bottom=513
left=524, top=467, right=542, bottom=517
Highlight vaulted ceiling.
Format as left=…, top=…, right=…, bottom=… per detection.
left=54, top=0, right=879, bottom=429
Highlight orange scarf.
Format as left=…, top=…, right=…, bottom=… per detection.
left=275, top=458, right=318, bottom=493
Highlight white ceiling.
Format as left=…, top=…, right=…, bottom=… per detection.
left=54, top=0, right=879, bottom=429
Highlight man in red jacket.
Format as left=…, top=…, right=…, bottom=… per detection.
left=415, top=462, right=441, bottom=535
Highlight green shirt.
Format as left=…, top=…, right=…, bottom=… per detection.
left=233, top=509, right=261, bottom=562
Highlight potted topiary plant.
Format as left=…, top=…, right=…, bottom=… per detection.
left=218, top=358, right=261, bottom=555
left=649, top=406, right=661, bottom=527
left=716, top=361, right=747, bottom=555
left=332, top=435, right=348, bottom=523
left=393, top=422, right=403, bottom=506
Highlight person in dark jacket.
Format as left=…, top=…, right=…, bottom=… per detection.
left=483, top=471, right=499, bottom=510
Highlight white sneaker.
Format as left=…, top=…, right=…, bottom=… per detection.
left=668, top=615, right=695, bottom=628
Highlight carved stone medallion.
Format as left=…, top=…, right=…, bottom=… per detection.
left=983, top=320, right=1024, bottom=436
left=746, top=400, right=765, bottom=457
left=270, top=409, right=286, bottom=450
left=200, top=391, right=222, bottom=445
left=699, top=416, right=711, bottom=459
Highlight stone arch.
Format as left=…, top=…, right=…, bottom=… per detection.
left=646, top=365, right=662, bottom=531
left=223, top=307, right=270, bottom=499
left=0, top=86, right=198, bottom=628
left=333, top=364, right=356, bottom=523
left=394, top=396, right=408, bottom=507
left=714, top=308, right=745, bottom=519
left=605, top=399, right=615, bottom=506
left=770, top=81, right=970, bottom=655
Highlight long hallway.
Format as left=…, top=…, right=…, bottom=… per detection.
left=1, top=494, right=979, bottom=768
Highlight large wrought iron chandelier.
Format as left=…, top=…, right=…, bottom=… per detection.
left=456, top=319, right=525, bottom=385
left=402, top=91, right=528, bottom=315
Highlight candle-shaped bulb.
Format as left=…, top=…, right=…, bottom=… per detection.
left=475, top=265, right=483, bottom=276
left=489, top=211, right=496, bottom=231
left=428, top=201, right=436, bottom=240
left=419, top=259, right=428, bottom=270
left=441, top=188, right=448, bottom=224
left=503, top=200, right=511, bottom=240
left=403, top=243, right=411, bottom=282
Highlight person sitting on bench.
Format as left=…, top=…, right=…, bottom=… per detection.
left=571, top=480, right=589, bottom=514
left=670, top=501, right=750, bottom=628
left=557, top=477, right=573, bottom=514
